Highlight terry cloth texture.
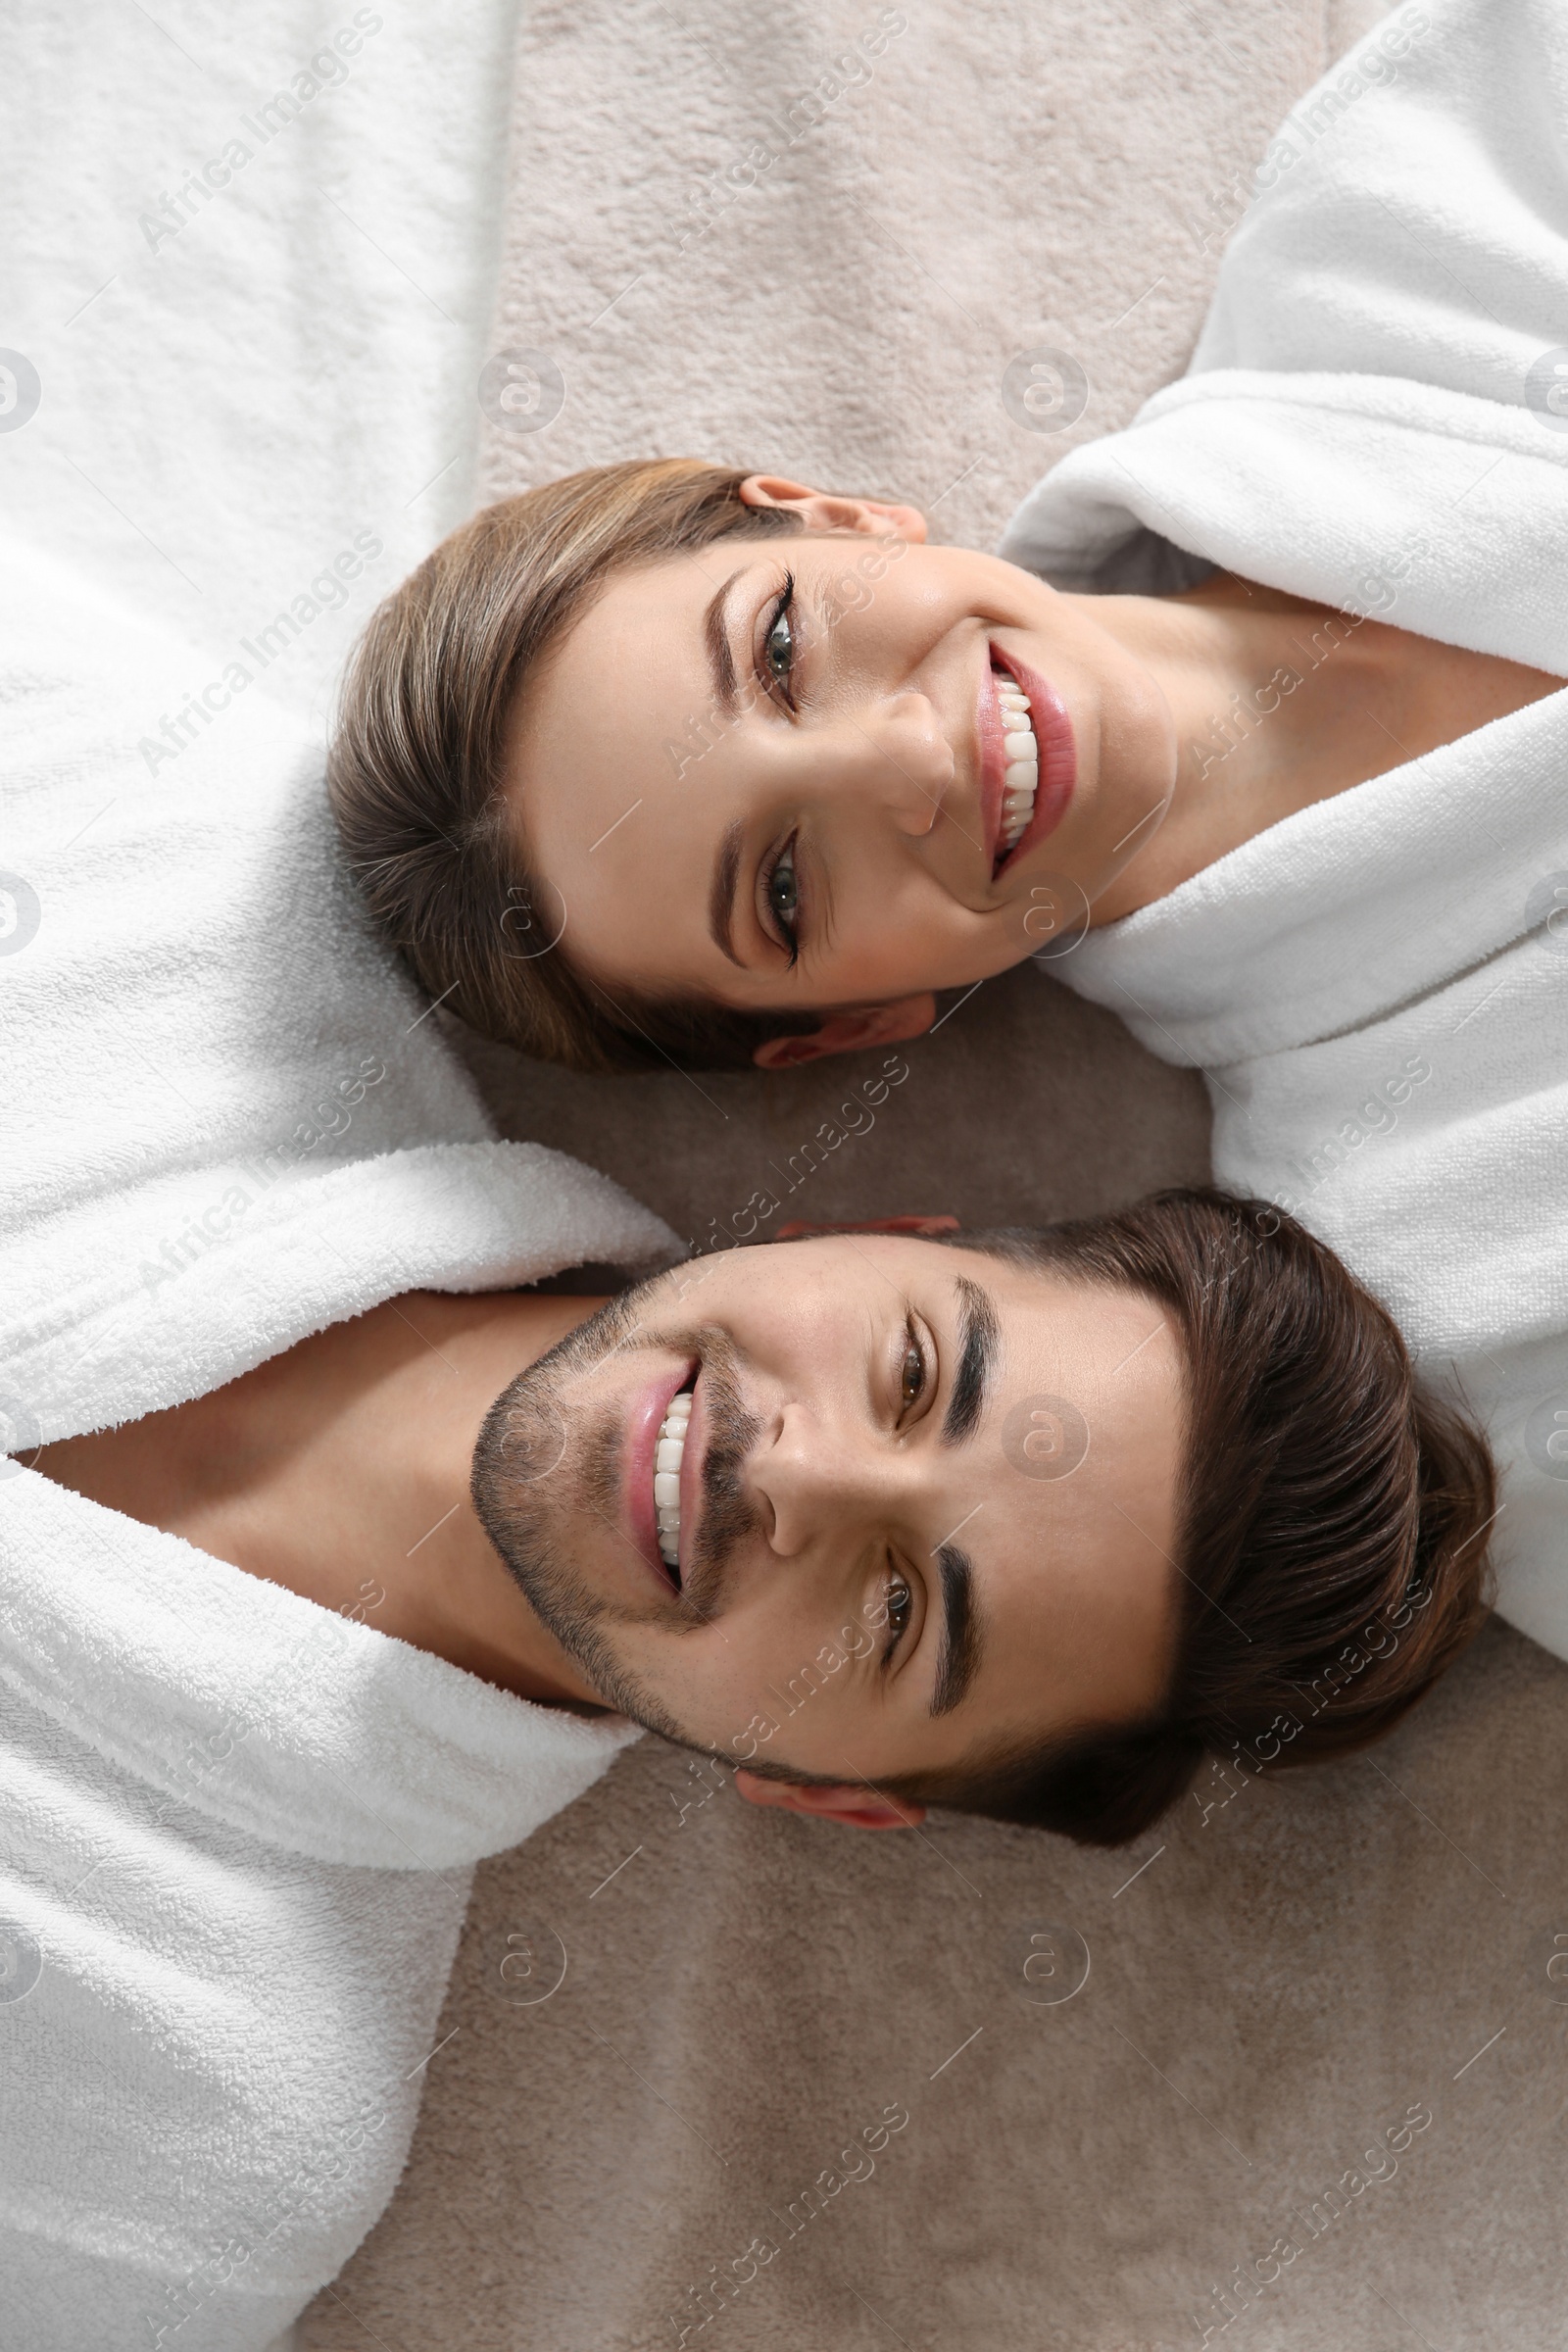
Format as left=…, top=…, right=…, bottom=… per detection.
left=1003, top=0, right=1568, bottom=1661
left=0, top=534, right=673, bottom=2352
left=306, top=1, right=1568, bottom=2347
left=0, top=0, right=519, bottom=727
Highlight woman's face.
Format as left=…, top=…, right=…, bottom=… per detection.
left=507, top=478, right=1180, bottom=1061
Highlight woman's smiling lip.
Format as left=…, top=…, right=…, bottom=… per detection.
left=979, top=646, right=1077, bottom=879
left=623, top=1358, right=698, bottom=1594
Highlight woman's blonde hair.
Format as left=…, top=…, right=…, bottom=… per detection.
left=327, top=458, right=818, bottom=1072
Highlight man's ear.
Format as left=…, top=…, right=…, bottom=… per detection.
left=738, top=472, right=928, bottom=547
left=752, top=995, right=936, bottom=1070
left=734, top=1768, right=925, bottom=1831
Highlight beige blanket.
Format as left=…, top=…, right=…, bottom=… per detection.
left=306, top=1, right=1568, bottom=2344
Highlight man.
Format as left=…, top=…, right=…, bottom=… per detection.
left=36, top=1191, right=1492, bottom=1843
left=11, top=1177, right=1493, bottom=2345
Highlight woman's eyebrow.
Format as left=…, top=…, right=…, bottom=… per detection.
left=942, top=1277, right=999, bottom=1446
left=708, top=817, right=745, bottom=967
left=704, top=566, right=750, bottom=719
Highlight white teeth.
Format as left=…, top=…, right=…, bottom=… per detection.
left=994, top=670, right=1040, bottom=857
left=655, top=1392, right=692, bottom=1569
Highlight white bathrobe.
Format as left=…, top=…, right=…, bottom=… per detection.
left=0, top=540, right=676, bottom=2350
left=1000, top=0, right=1568, bottom=1656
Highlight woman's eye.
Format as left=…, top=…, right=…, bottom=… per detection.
left=768, top=844, right=799, bottom=935
left=900, top=1340, right=925, bottom=1410
left=763, top=576, right=797, bottom=702
left=765, top=607, right=793, bottom=679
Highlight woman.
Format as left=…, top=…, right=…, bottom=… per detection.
left=326, top=451, right=1562, bottom=1076
left=328, top=0, right=1568, bottom=1656
left=327, top=2, right=1567, bottom=1080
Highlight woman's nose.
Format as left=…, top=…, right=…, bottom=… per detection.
left=808, top=695, right=955, bottom=839
left=884, top=760, right=945, bottom=838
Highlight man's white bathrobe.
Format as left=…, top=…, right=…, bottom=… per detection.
left=1002, top=0, right=1568, bottom=1655
left=0, top=544, right=675, bottom=2350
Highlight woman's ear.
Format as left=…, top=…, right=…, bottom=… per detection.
left=738, top=472, right=928, bottom=546
left=733, top=1768, right=925, bottom=1831
left=752, top=995, right=936, bottom=1070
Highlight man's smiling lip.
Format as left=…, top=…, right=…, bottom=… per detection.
left=623, top=1358, right=697, bottom=1594
left=678, top=1368, right=706, bottom=1598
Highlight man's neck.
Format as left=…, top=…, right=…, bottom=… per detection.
left=34, top=1291, right=612, bottom=1711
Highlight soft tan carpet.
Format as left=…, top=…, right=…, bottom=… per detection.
left=305, top=1, right=1568, bottom=2344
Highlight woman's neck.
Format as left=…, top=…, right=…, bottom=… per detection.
left=1080, top=573, right=1564, bottom=922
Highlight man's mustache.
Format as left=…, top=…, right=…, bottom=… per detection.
left=680, top=1336, right=764, bottom=1620
left=476, top=1286, right=769, bottom=1627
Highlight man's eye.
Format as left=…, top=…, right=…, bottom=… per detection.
left=886, top=1575, right=912, bottom=1643
left=901, top=1341, right=925, bottom=1410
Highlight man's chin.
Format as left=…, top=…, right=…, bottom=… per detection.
left=469, top=1277, right=700, bottom=1746
left=486, top=1526, right=687, bottom=1744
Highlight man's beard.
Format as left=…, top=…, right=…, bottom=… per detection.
left=469, top=1278, right=760, bottom=1743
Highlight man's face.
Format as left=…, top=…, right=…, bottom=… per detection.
left=472, top=1236, right=1183, bottom=1791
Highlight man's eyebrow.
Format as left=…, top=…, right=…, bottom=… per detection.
left=708, top=817, right=746, bottom=968
left=942, top=1276, right=999, bottom=1446
left=931, top=1544, right=983, bottom=1716
left=704, top=567, right=746, bottom=720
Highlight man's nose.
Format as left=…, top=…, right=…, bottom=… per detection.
left=751, top=1406, right=915, bottom=1557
